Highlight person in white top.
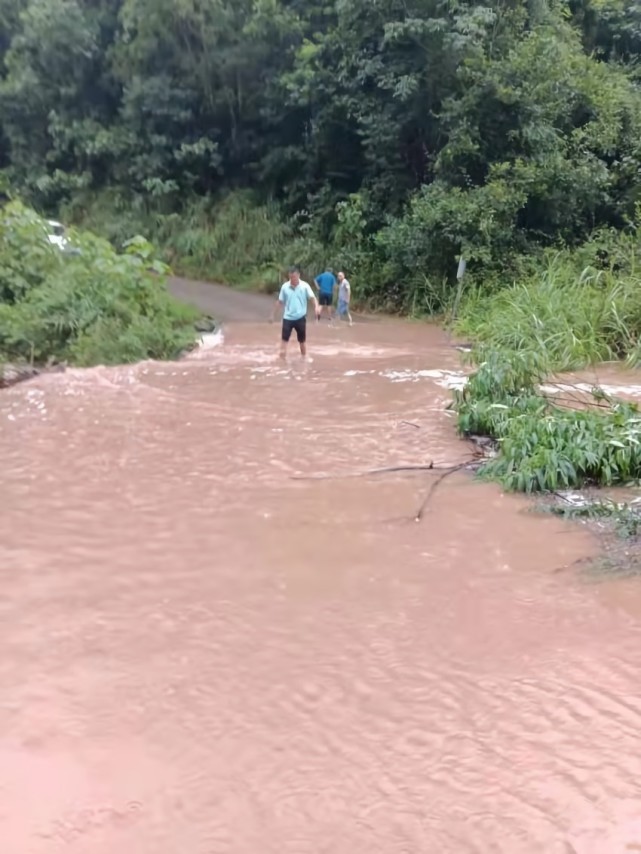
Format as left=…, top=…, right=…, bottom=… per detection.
left=335, top=271, right=353, bottom=326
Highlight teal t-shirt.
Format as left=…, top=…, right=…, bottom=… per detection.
left=279, top=281, right=314, bottom=320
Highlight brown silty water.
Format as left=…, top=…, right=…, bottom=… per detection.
left=2, top=312, right=641, bottom=853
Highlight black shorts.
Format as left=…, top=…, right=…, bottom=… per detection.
left=282, top=317, right=307, bottom=343
left=319, top=292, right=332, bottom=307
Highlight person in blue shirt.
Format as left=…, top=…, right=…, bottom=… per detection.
left=313, top=268, right=337, bottom=321
left=272, top=266, right=320, bottom=360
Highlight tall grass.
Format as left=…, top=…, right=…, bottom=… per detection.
left=65, top=190, right=328, bottom=293
left=456, top=243, right=641, bottom=370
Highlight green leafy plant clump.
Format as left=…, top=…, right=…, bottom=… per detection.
left=0, top=201, right=199, bottom=367
left=453, top=348, right=641, bottom=494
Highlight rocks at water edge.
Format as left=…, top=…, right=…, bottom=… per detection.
left=0, top=364, right=38, bottom=389
left=0, top=361, right=66, bottom=390
left=194, top=315, right=217, bottom=333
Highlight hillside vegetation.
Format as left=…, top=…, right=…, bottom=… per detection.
left=0, top=0, right=639, bottom=308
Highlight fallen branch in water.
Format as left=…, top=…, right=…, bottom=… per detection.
left=290, top=463, right=436, bottom=481
left=414, top=461, right=480, bottom=523
left=291, top=458, right=482, bottom=523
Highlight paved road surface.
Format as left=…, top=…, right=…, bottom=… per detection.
left=168, top=276, right=274, bottom=322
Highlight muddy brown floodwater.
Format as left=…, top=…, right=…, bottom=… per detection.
left=3, top=292, right=641, bottom=853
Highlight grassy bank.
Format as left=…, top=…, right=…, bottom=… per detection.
left=449, top=227, right=641, bottom=531
left=0, top=201, right=199, bottom=368
left=452, top=348, right=641, bottom=493
left=455, top=230, right=641, bottom=371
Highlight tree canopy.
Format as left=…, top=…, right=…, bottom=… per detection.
left=1, top=0, right=641, bottom=307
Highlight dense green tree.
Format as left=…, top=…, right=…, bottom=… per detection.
left=571, top=0, right=641, bottom=61
left=0, top=0, right=116, bottom=200
left=1, top=0, right=641, bottom=307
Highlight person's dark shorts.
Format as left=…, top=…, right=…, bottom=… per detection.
left=319, top=292, right=333, bottom=307
left=282, top=317, right=307, bottom=343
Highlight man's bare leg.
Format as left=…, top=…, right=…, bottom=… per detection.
left=279, top=340, right=287, bottom=360
left=299, top=341, right=307, bottom=359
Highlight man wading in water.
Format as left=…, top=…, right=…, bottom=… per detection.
left=335, top=271, right=353, bottom=326
left=272, top=266, right=320, bottom=360
left=313, top=268, right=337, bottom=322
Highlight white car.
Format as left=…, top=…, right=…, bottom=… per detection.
left=46, top=219, right=80, bottom=255
left=46, top=220, right=69, bottom=251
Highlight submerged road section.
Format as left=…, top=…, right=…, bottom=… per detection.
left=168, top=276, right=273, bottom=322
left=2, top=281, right=641, bottom=852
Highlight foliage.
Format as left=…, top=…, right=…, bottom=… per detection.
left=452, top=346, right=641, bottom=494
left=456, top=229, right=641, bottom=371
left=0, top=200, right=197, bottom=366
left=66, top=189, right=327, bottom=293
left=0, top=0, right=640, bottom=303
left=153, top=192, right=326, bottom=291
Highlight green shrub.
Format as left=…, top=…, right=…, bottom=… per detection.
left=0, top=200, right=198, bottom=366
left=453, top=346, right=641, bottom=493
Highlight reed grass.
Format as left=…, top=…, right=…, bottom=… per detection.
left=456, top=242, right=641, bottom=371
left=66, top=190, right=327, bottom=292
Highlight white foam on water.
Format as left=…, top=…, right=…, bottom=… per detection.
left=197, top=329, right=224, bottom=351
left=343, top=367, right=469, bottom=388
left=342, top=367, right=467, bottom=388
left=374, top=368, right=469, bottom=389
left=185, top=329, right=225, bottom=361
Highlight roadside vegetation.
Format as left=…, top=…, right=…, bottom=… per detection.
left=450, top=340, right=641, bottom=563
left=455, top=226, right=641, bottom=372
left=452, top=348, right=641, bottom=493
left=65, top=191, right=327, bottom=294
left=0, top=201, right=198, bottom=367
left=448, top=221, right=641, bottom=505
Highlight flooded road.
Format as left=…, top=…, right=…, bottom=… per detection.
left=2, top=298, right=641, bottom=853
